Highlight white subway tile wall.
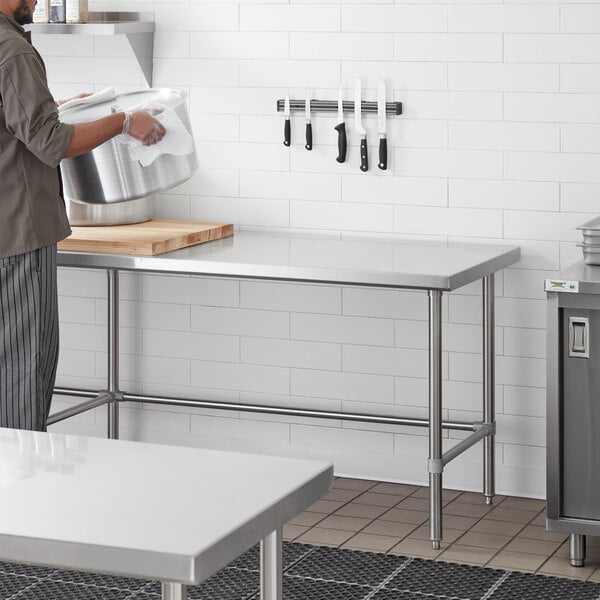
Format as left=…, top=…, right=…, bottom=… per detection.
left=46, top=0, right=597, bottom=498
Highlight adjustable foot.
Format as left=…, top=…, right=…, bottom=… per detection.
left=570, top=534, right=586, bottom=567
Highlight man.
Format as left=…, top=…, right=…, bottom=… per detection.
left=0, top=0, right=166, bottom=431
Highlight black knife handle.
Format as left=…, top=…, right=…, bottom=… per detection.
left=335, top=122, right=347, bottom=163
left=378, top=137, right=387, bottom=170
left=283, top=119, right=291, bottom=146
left=305, top=123, right=313, bottom=151
left=360, top=137, right=368, bottom=172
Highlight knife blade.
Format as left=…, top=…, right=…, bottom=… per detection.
left=283, top=95, right=291, bottom=147
left=377, top=80, right=387, bottom=170
left=334, top=84, right=347, bottom=163
left=354, top=79, right=368, bottom=172
left=305, top=90, right=312, bottom=151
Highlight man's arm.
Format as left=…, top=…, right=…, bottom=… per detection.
left=0, top=54, right=166, bottom=163
left=65, top=111, right=166, bottom=159
left=63, top=113, right=124, bottom=158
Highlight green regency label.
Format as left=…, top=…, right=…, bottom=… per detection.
left=544, top=279, right=579, bottom=293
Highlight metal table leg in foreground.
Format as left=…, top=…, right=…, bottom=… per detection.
left=570, top=534, right=586, bottom=567
left=428, top=290, right=443, bottom=550
left=107, top=269, right=120, bottom=440
left=483, top=274, right=495, bottom=505
left=261, top=527, right=282, bottom=600
left=162, top=583, right=187, bottom=600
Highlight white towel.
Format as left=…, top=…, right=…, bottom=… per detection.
left=58, top=87, right=117, bottom=114
left=117, top=103, right=194, bottom=167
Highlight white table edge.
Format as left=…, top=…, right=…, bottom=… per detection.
left=0, top=466, right=332, bottom=586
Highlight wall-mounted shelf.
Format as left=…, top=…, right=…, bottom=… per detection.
left=26, top=12, right=155, bottom=87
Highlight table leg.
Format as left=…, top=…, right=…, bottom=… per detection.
left=107, top=269, right=120, bottom=440
left=161, top=582, right=187, bottom=600
left=429, top=290, right=443, bottom=550
left=483, top=275, right=495, bottom=505
left=260, top=527, right=282, bottom=600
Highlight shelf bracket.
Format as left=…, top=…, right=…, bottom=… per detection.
left=26, top=12, right=155, bottom=89
left=126, top=32, right=154, bottom=88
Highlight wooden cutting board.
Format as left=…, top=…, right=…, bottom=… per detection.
left=58, top=219, right=234, bottom=256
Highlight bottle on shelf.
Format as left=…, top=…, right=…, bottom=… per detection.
left=66, top=0, right=89, bottom=23
left=33, top=0, right=50, bottom=23
left=49, top=0, right=66, bottom=23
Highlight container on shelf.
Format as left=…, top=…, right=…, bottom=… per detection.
left=577, top=218, right=600, bottom=265
left=66, top=0, right=88, bottom=23
left=33, top=0, right=50, bottom=23
left=49, top=0, right=66, bottom=23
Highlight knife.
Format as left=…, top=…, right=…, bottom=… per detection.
left=283, top=95, right=291, bottom=147
left=305, top=90, right=312, bottom=151
left=354, top=79, right=368, bottom=172
left=377, top=80, right=387, bottom=170
left=334, top=84, right=347, bottom=163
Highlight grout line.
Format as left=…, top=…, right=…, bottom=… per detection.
left=299, top=480, right=586, bottom=579
left=478, top=510, right=546, bottom=571
left=481, top=570, right=511, bottom=600
left=362, top=557, right=414, bottom=600
left=282, top=544, right=318, bottom=575
left=4, top=577, right=45, bottom=600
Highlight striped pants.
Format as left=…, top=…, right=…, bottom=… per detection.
left=0, top=245, right=59, bottom=431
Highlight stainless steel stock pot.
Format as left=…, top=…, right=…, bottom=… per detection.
left=60, top=89, right=197, bottom=206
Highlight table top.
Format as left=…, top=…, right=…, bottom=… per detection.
left=0, top=429, right=332, bottom=585
left=58, top=229, right=520, bottom=291
left=546, top=261, right=600, bottom=295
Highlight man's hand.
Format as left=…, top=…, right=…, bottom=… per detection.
left=64, top=109, right=167, bottom=159
left=55, top=93, right=92, bottom=108
left=123, top=110, right=167, bottom=146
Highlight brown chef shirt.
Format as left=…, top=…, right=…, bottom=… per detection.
left=0, top=13, right=74, bottom=258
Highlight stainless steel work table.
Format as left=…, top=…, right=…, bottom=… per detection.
left=54, top=229, right=521, bottom=548
left=0, top=428, right=332, bottom=600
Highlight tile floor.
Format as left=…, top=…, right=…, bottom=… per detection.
left=283, top=477, right=600, bottom=582
left=3, top=542, right=600, bottom=599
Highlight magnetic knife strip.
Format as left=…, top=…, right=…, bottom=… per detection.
left=276, top=100, right=402, bottom=115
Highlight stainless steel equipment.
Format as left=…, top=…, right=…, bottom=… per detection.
left=576, top=217, right=600, bottom=265
left=546, top=264, right=600, bottom=567
left=65, top=196, right=153, bottom=226
left=60, top=89, right=197, bottom=225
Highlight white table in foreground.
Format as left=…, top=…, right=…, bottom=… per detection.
left=0, top=428, right=333, bottom=600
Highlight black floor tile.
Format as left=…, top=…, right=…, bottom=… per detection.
left=143, top=568, right=259, bottom=599
left=0, top=572, right=38, bottom=598
left=0, top=561, right=60, bottom=579
left=48, top=569, right=149, bottom=591
left=228, top=542, right=314, bottom=572
left=188, top=569, right=260, bottom=600
left=370, top=590, right=448, bottom=600
left=386, top=558, right=503, bottom=600
left=12, top=580, right=132, bottom=599
left=288, top=546, right=406, bottom=586
left=277, top=576, right=371, bottom=600
left=489, top=571, right=600, bottom=600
